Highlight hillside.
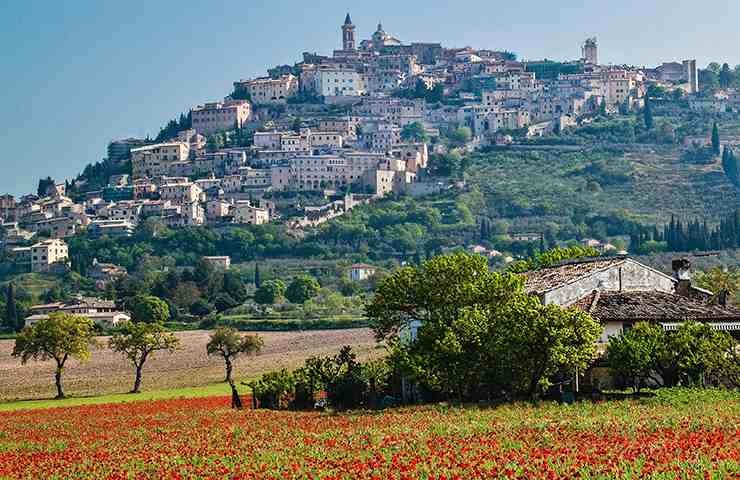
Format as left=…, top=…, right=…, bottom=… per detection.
left=466, top=145, right=740, bottom=230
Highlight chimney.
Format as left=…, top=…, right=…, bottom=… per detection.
left=672, top=259, right=692, bottom=297
left=718, top=290, right=728, bottom=307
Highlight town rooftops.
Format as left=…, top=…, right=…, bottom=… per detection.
left=574, top=290, right=740, bottom=326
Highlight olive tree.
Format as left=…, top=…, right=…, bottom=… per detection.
left=109, top=322, right=179, bottom=393
left=12, top=313, right=98, bottom=399
left=206, top=327, right=263, bottom=408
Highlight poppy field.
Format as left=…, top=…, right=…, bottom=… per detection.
left=0, top=389, right=738, bottom=479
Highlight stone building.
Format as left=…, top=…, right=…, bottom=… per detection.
left=30, top=239, right=69, bottom=273
left=522, top=257, right=740, bottom=344
left=191, top=100, right=251, bottom=135
left=234, top=75, right=298, bottom=104
left=131, top=142, right=190, bottom=179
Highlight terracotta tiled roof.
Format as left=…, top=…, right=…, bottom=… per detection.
left=572, top=291, right=740, bottom=322
left=522, top=257, right=628, bottom=295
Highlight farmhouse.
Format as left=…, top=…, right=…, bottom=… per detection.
left=522, top=256, right=740, bottom=342
left=349, top=263, right=376, bottom=282
left=25, top=297, right=130, bottom=329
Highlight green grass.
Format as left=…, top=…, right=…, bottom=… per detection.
left=0, top=379, right=252, bottom=412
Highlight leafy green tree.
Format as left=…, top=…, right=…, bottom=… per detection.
left=285, top=275, right=320, bottom=304
left=607, top=322, right=663, bottom=392
left=249, top=369, right=295, bottom=410
left=206, top=327, right=263, bottom=384
left=223, top=271, right=248, bottom=303
left=368, top=253, right=601, bottom=399
left=446, top=127, right=472, bottom=146
left=656, top=321, right=738, bottom=387
left=400, top=122, right=429, bottom=143
left=127, top=295, right=170, bottom=324
left=12, top=313, right=98, bottom=399
left=695, top=266, right=739, bottom=305
left=214, top=293, right=239, bottom=313
left=109, top=322, right=179, bottom=393
left=189, top=299, right=214, bottom=317
left=428, top=151, right=462, bottom=177
left=254, top=279, right=286, bottom=307
left=507, top=246, right=600, bottom=273
left=643, top=95, right=654, bottom=130
left=711, top=122, right=721, bottom=155
left=500, top=303, right=601, bottom=397
left=230, top=87, right=251, bottom=101
left=206, top=134, right=224, bottom=153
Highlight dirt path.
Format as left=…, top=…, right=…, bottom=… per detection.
left=0, top=329, right=379, bottom=401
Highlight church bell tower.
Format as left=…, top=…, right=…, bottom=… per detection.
left=342, top=13, right=356, bottom=51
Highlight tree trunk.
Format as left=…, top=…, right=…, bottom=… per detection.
left=131, top=364, right=143, bottom=393
left=54, top=356, right=67, bottom=399
left=54, top=368, right=65, bottom=399
left=230, top=381, right=243, bottom=410
left=225, top=357, right=233, bottom=384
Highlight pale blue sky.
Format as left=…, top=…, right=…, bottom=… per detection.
left=1, top=0, right=738, bottom=195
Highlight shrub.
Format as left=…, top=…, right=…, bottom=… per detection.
left=250, top=369, right=295, bottom=410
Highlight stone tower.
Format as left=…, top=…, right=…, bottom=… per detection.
left=582, top=37, right=598, bottom=65
left=342, top=13, right=356, bottom=51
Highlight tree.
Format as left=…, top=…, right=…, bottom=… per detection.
left=109, top=322, right=179, bottom=393
left=286, top=276, right=320, bottom=304
left=400, top=122, right=429, bottom=143
left=254, top=262, right=262, bottom=289
left=254, top=279, right=286, bottom=307
left=607, top=322, right=663, bottom=392
left=722, top=146, right=739, bottom=187
left=655, top=321, right=738, bottom=387
left=207, top=327, right=263, bottom=408
left=189, top=299, right=214, bottom=317
left=206, top=134, right=224, bottom=153
left=695, top=266, right=739, bottom=305
left=5, top=283, right=19, bottom=332
left=429, top=151, right=462, bottom=177
left=12, top=313, right=97, bottom=399
left=643, top=95, right=654, bottom=130
left=127, top=295, right=170, bottom=324
left=37, top=177, right=55, bottom=197
left=367, top=253, right=601, bottom=399
left=719, top=63, right=733, bottom=89
left=223, top=271, right=248, bottom=303
left=446, top=127, right=472, bottom=146
left=711, top=122, right=721, bottom=156
left=214, top=293, right=239, bottom=313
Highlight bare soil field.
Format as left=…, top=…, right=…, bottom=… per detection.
left=0, top=328, right=378, bottom=401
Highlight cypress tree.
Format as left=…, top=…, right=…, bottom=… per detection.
left=723, top=146, right=739, bottom=187
left=254, top=262, right=261, bottom=289
left=712, top=122, right=721, bottom=155
left=644, top=95, right=654, bottom=130
left=5, top=283, right=18, bottom=332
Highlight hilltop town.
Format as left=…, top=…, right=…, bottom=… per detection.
left=1, top=14, right=740, bottom=330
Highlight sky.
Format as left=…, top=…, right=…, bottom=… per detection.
left=1, top=0, right=739, bottom=196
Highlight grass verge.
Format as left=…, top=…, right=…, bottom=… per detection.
left=0, top=379, right=252, bottom=412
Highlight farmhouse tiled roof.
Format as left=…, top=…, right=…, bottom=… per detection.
left=522, top=257, right=628, bottom=295
left=573, top=291, right=740, bottom=322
